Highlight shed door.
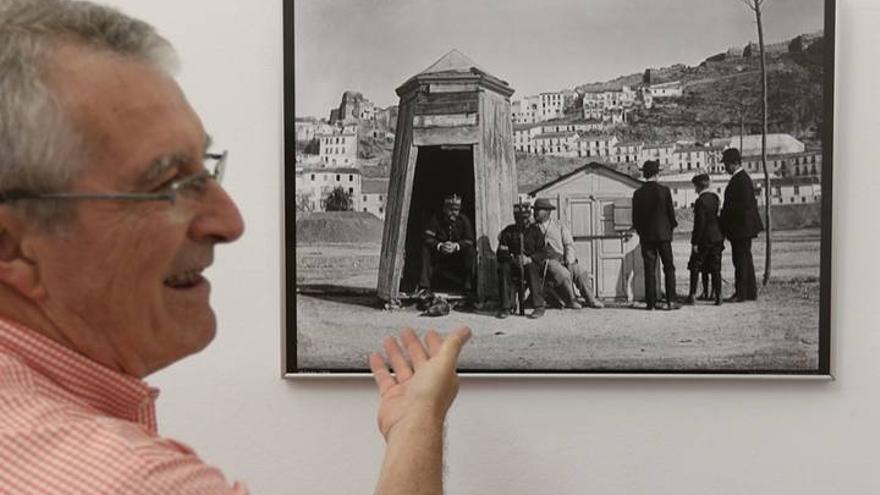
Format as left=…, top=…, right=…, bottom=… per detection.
left=569, top=200, right=594, bottom=285
left=568, top=198, right=631, bottom=300
left=596, top=200, right=630, bottom=299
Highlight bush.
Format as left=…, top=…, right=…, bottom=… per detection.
left=322, top=186, right=354, bottom=211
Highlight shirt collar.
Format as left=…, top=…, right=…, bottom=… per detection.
left=0, top=316, right=159, bottom=432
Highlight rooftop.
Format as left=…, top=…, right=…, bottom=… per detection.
left=362, top=178, right=389, bottom=194
left=578, top=133, right=616, bottom=141
left=534, top=131, right=578, bottom=139
left=297, top=167, right=361, bottom=175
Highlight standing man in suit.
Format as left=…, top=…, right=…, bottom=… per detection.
left=719, top=148, right=764, bottom=302
left=684, top=173, right=724, bottom=306
left=632, top=160, right=680, bottom=310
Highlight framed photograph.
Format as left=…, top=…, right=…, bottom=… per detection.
left=284, top=0, right=835, bottom=377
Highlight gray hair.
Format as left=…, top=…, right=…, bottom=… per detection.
left=0, top=0, right=178, bottom=228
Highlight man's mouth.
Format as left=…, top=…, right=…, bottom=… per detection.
left=164, top=269, right=206, bottom=289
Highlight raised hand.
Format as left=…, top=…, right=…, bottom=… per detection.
left=369, top=327, right=471, bottom=441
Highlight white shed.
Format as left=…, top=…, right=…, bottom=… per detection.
left=529, top=163, right=651, bottom=302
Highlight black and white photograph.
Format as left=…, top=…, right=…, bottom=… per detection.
left=285, top=0, right=834, bottom=376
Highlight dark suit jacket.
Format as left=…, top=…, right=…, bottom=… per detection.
left=720, top=170, right=764, bottom=240
left=691, top=191, right=723, bottom=246
left=632, top=181, right=678, bottom=242
left=423, top=213, right=475, bottom=249
left=496, top=223, right=543, bottom=263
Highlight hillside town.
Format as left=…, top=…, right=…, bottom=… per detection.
left=292, top=33, right=823, bottom=221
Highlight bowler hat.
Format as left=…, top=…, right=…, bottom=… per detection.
left=640, top=160, right=660, bottom=177
left=721, top=148, right=741, bottom=164
left=532, top=198, right=556, bottom=211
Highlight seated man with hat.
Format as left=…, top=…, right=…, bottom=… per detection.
left=496, top=202, right=546, bottom=319
left=527, top=198, right=604, bottom=310
left=419, top=193, right=477, bottom=295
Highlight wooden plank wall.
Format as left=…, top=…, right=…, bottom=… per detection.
left=377, top=92, right=417, bottom=302
left=474, top=89, right=517, bottom=300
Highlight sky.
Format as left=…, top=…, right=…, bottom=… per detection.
left=292, top=0, right=826, bottom=119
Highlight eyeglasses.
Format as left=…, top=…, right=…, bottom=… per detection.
left=0, top=151, right=228, bottom=205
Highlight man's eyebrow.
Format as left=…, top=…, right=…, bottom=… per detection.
left=141, top=152, right=191, bottom=185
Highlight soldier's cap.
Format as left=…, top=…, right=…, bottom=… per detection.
left=443, top=193, right=462, bottom=206
left=721, top=147, right=742, bottom=164
left=691, top=173, right=711, bottom=185
left=513, top=202, right=532, bottom=216
left=532, top=198, right=556, bottom=211
left=640, top=160, right=661, bottom=177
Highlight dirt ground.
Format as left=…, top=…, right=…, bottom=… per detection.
left=294, top=229, right=821, bottom=373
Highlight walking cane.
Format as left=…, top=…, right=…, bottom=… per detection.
left=517, top=229, right=526, bottom=316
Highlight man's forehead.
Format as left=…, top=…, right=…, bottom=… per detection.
left=47, top=44, right=208, bottom=182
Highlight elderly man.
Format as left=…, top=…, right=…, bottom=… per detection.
left=0, top=1, right=469, bottom=494
left=419, top=193, right=476, bottom=296
left=719, top=147, right=764, bottom=302
left=632, top=160, right=680, bottom=310
left=529, top=198, right=604, bottom=310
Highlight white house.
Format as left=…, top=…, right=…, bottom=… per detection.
left=295, top=167, right=362, bottom=212
left=576, top=134, right=618, bottom=159
left=647, top=81, right=683, bottom=98
left=660, top=172, right=820, bottom=209
left=710, top=133, right=806, bottom=157
left=317, top=130, right=358, bottom=167
left=360, top=178, right=388, bottom=219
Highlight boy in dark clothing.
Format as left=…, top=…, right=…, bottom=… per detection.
left=684, top=174, right=724, bottom=305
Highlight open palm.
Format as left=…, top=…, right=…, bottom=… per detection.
left=369, top=327, right=471, bottom=440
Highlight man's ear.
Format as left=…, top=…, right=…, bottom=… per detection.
left=0, top=208, right=47, bottom=301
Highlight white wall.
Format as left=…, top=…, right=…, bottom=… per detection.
left=102, top=1, right=880, bottom=494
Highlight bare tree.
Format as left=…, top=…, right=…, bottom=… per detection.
left=741, top=0, right=772, bottom=285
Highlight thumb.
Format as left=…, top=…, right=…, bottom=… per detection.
left=440, top=326, right=472, bottom=362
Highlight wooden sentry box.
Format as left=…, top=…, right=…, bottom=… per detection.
left=377, top=50, right=517, bottom=303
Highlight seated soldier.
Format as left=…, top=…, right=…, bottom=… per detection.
left=529, top=198, right=604, bottom=309
left=496, top=203, right=546, bottom=319
left=419, top=194, right=476, bottom=295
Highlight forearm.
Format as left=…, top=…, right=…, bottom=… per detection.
left=374, top=414, right=445, bottom=495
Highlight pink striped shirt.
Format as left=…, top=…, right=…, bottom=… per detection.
left=0, top=317, right=247, bottom=494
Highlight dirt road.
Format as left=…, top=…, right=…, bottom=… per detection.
left=293, top=229, right=821, bottom=373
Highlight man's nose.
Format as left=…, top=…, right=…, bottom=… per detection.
left=188, top=182, right=245, bottom=243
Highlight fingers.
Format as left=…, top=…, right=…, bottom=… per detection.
left=369, top=352, right=396, bottom=395
left=401, top=328, right=429, bottom=369
left=425, top=330, right=443, bottom=357
left=440, top=326, right=472, bottom=363
left=383, top=335, right=414, bottom=381
left=378, top=327, right=472, bottom=380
